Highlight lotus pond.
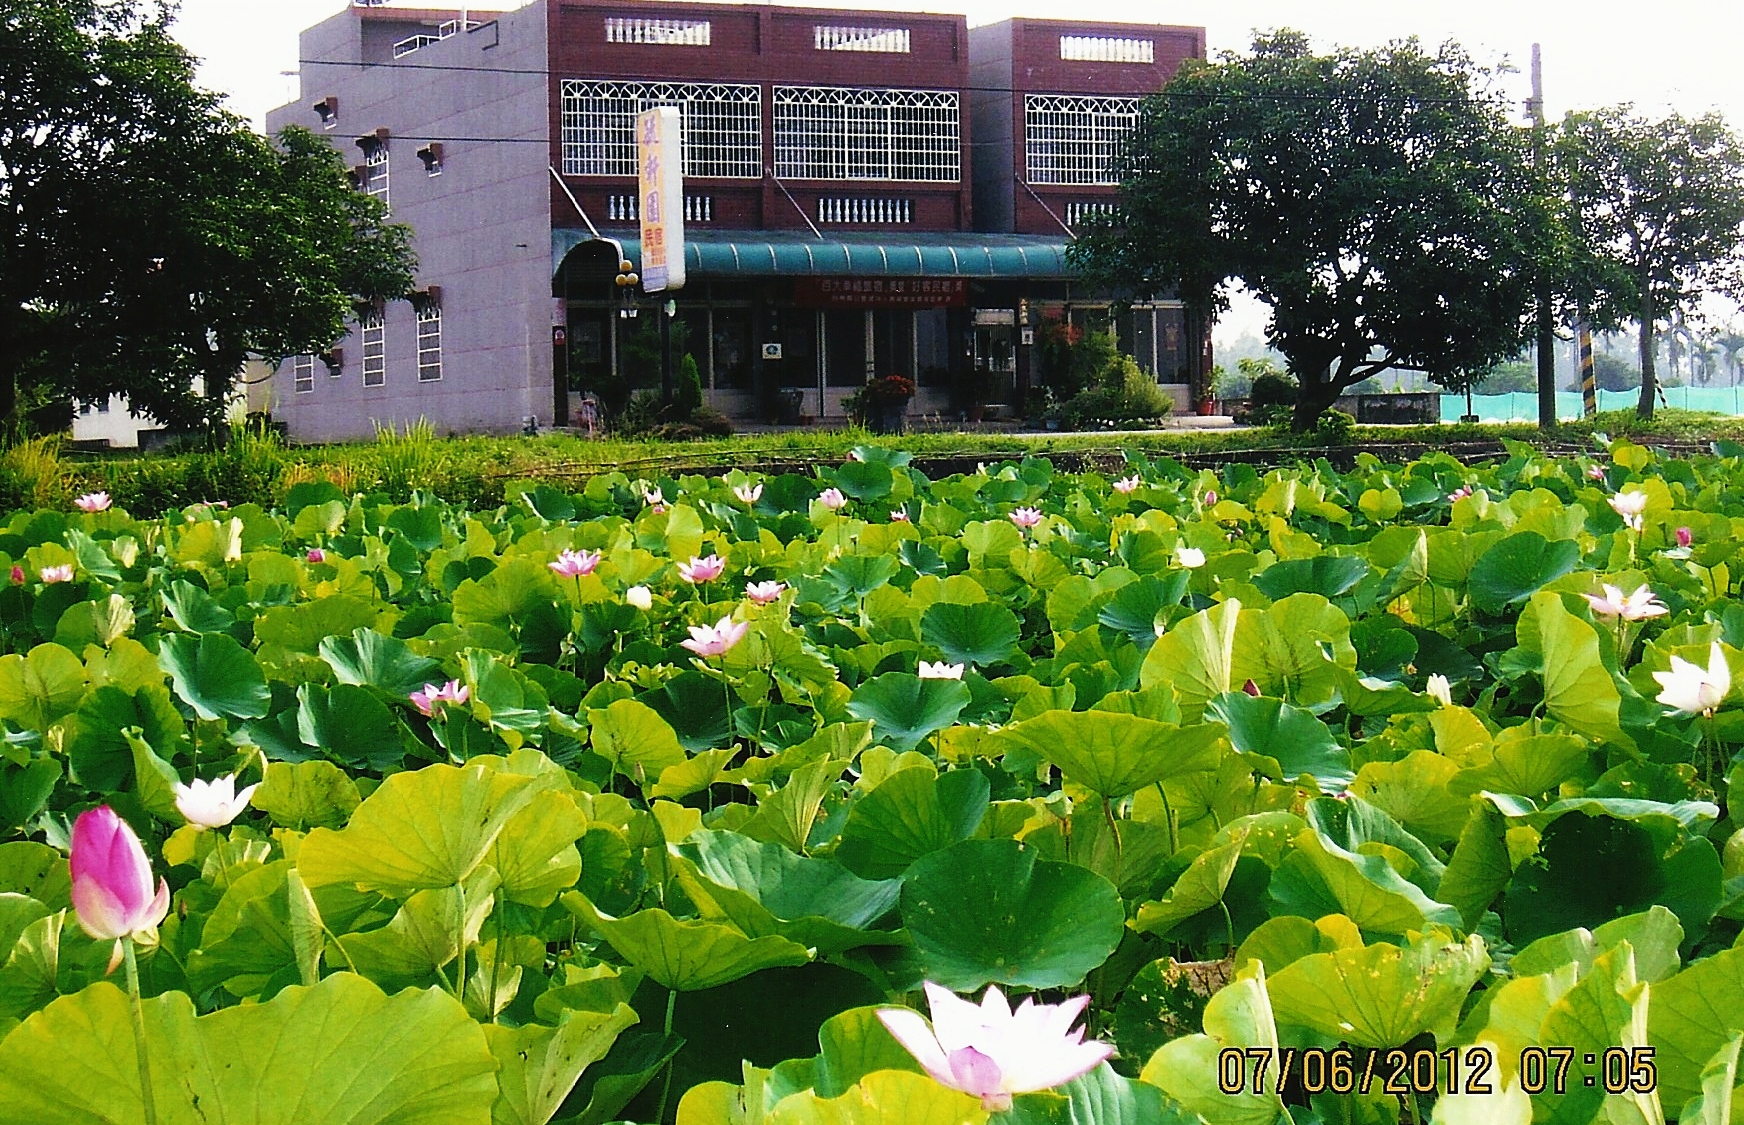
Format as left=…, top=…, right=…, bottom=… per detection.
left=5, top=441, right=1744, bottom=1124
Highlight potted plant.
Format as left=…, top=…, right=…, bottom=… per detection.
left=852, top=374, right=915, bottom=434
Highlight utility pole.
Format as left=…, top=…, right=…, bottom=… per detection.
left=1528, top=44, right=1558, bottom=429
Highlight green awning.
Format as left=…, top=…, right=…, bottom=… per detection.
left=553, top=229, right=1075, bottom=279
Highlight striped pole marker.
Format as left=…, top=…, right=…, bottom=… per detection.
left=1580, top=322, right=1597, bottom=417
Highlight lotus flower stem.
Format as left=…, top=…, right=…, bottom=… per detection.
left=1101, top=797, right=1123, bottom=886
left=450, top=880, right=467, bottom=1001
left=122, top=937, right=159, bottom=1125
left=655, top=987, right=679, bottom=1123
left=1153, top=783, right=1179, bottom=855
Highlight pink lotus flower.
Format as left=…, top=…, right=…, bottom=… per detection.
left=1677, top=527, right=1693, bottom=548
left=1583, top=583, right=1669, bottom=622
left=1447, top=486, right=1474, bottom=502
left=1609, top=490, right=1648, bottom=531
left=918, top=660, right=964, bottom=680
left=74, top=491, right=111, bottom=512
left=745, top=580, right=786, bottom=604
left=306, top=548, right=326, bottom=564
left=1588, top=465, right=1608, bottom=481
left=681, top=615, right=749, bottom=657
left=890, top=510, right=909, bottom=522
left=1203, top=490, right=1217, bottom=506
left=643, top=486, right=665, bottom=508
left=410, top=679, right=469, bottom=717
left=678, top=555, right=725, bottom=584
left=818, top=487, right=847, bottom=510
left=39, top=565, right=73, bottom=584
left=732, top=482, right=763, bottom=505
left=549, top=548, right=601, bottom=578
left=70, top=806, right=170, bottom=942
left=173, top=774, right=259, bottom=830
left=1009, top=507, right=1043, bottom=529
left=877, top=983, right=1115, bottom=1112
left=1112, top=475, right=1141, bottom=494
left=8, top=565, right=22, bottom=585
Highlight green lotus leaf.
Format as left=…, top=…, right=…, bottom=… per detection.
left=757, top=1069, right=984, bottom=1125
left=652, top=748, right=738, bottom=801
left=1503, top=809, right=1722, bottom=946
left=160, top=579, right=236, bottom=634
left=1511, top=905, right=1683, bottom=984
left=681, top=829, right=901, bottom=929
left=738, top=755, right=844, bottom=855
left=1650, top=944, right=1744, bottom=1107
left=251, top=760, right=361, bottom=831
left=1268, top=828, right=1462, bottom=936
left=1437, top=801, right=1513, bottom=930
left=1140, top=598, right=1242, bottom=719
left=831, top=461, right=896, bottom=501
left=452, top=557, right=561, bottom=631
left=1252, top=554, right=1370, bottom=600
left=1207, top=691, right=1352, bottom=792
left=1140, top=960, right=1288, bottom=1125
left=297, top=682, right=408, bottom=772
left=340, top=870, right=497, bottom=986
left=846, top=672, right=972, bottom=753
left=519, top=483, right=578, bottom=522
left=492, top=786, right=587, bottom=906
left=1450, top=729, right=1591, bottom=799
left=1267, top=931, right=1490, bottom=1046
left=1348, top=750, right=1469, bottom=843
left=319, top=627, right=445, bottom=696
left=589, top=698, right=688, bottom=780
left=1468, top=531, right=1581, bottom=614
left=0, top=841, right=70, bottom=908
left=920, top=601, right=1021, bottom=668
left=1095, top=572, right=1189, bottom=648
left=54, top=593, right=136, bottom=649
left=1674, top=1031, right=1743, bottom=1125
left=0, top=973, right=498, bottom=1124
left=486, top=1003, right=637, bottom=1125
left=0, top=642, right=88, bottom=732
left=1519, top=590, right=1634, bottom=750
left=1230, top=594, right=1358, bottom=712
left=1132, top=837, right=1244, bottom=938
left=1537, top=945, right=1652, bottom=1125
left=297, top=761, right=537, bottom=895
left=900, top=838, right=1124, bottom=991
left=560, top=893, right=813, bottom=991
left=562, top=1028, right=684, bottom=1125
left=835, top=766, right=990, bottom=880
left=63, top=683, right=186, bottom=793
left=158, top=631, right=271, bottom=721
left=1233, top=914, right=1364, bottom=978
left=254, top=596, right=383, bottom=654
left=824, top=554, right=901, bottom=597
left=998, top=708, right=1224, bottom=798
left=641, top=671, right=733, bottom=753
left=386, top=501, right=449, bottom=549
left=186, top=859, right=321, bottom=996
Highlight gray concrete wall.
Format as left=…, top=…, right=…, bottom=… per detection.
left=265, top=3, right=553, bottom=443
left=967, top=20, right=1014, bottom=234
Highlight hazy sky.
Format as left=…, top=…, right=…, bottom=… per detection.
left=168, top=0, right=1744, bottom=341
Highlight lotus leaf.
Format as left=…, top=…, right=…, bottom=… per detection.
left=846, top=672, right=973, bottom=752
left=560, top=893, right=813, bottom=990
left=1267, top=931, right=1489, bottom=1046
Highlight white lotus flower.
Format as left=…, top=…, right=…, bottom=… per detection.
left=1609, top=490, right=1648, bottom=531
left=1654, top=641, right=1731, bottom=716
left=1426, top=673, right=1452, bottom=707
left=918, top=661, right=965, bottom=680
left=172, top=774, right=260, bottom=830
left=877, top=982, right=1115, bottom=1112
left=733, top=482, right=763, bottom=505
left=625, top=585, right=653, bottom=610
left=1174, top=545, right=1206, bottom=569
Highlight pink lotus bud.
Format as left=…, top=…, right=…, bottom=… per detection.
left=1203, top=490, right=1217, bottom=506
left=1677, top=527, right=1693, bottom=548
left=8, top=565, right=22, bottom=585
left=306, top=548, right=326, bottom=564
left=818, top=487, right=847, bottom=510
left=70, top=806, right=170, bottom=942
left=1242, top=679, right=1261, bottom=697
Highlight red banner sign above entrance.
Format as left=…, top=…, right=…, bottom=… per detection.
left=793, top=277, right=968, bottom=308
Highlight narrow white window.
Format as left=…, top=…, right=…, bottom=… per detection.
left=293, top=354, right=316, bottom=393
left=361, top=311, right=386, bottom=387
left=417, top=306, right=443, bottom=382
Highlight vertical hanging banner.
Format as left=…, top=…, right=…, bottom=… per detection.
left=636, top=106, right=686, bottom=293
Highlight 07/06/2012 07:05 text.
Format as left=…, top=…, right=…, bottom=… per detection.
left=1217, top=1045, right=1658, bottom=1097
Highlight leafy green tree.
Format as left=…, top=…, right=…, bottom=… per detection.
left=0, top=0, right=415, bottom=432
left=1073, top=31, right=1554, bottom=431
left=1557, top=107, right=1744, bottom=418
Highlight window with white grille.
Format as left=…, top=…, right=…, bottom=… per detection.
left=818, top=197, right=913, bottom=224
left=605, top=17, right=711, bottom=45
left=1024, top=94, right=1139, bottom=185
left=814, top=26, right=910, bottom=53
left=363, top=142, right=390, bottom=206
left=774, top=87, right=959, bottom=182
left=1059, top=35, right=1154, bottom=63
left=560, top=80, right=760, bottom=178
left=293, top=354, right=316, bottom=394
left=361, top=312, right=386, bottom=387
left=417, top=307, right=443, bottom=382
